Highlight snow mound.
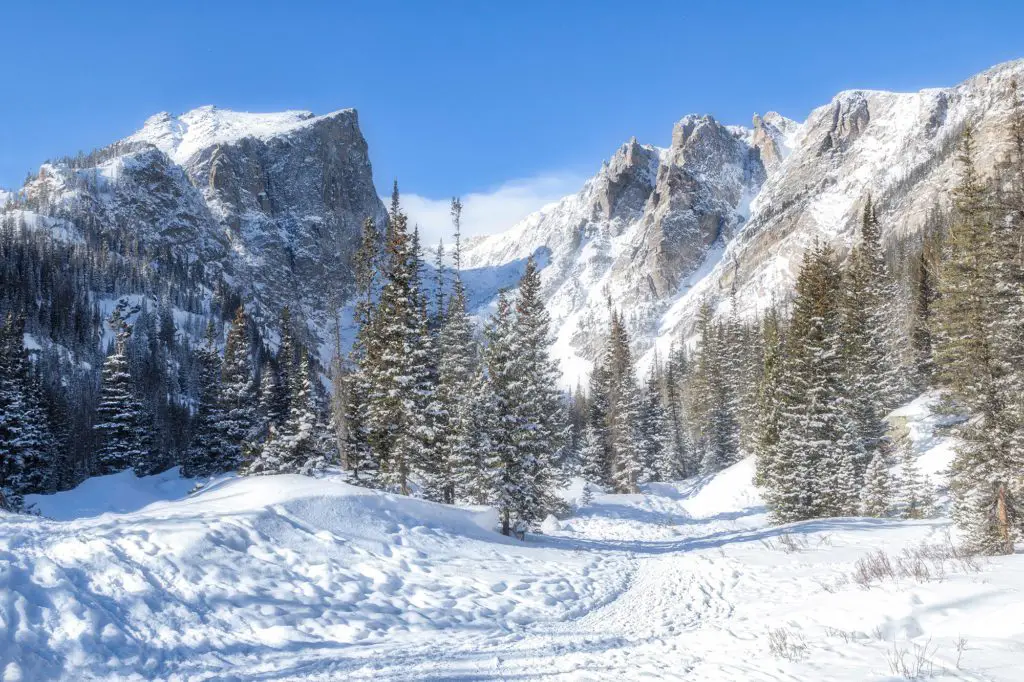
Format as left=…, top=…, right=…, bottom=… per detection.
left=24, top=467, right=196, bottom=521
left=0, top=473, right=616, bottom=680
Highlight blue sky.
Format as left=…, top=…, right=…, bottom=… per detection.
left=1, top=1, right=1022, bottom=239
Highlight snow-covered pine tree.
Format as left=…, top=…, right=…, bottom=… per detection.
left=242, top=352, right=329, bottom=476
left=691, top=303, right=740, bottom=474
left=484, top=290, right=522, bottom=534
left=639, top=363, right=671, bottom=482
left=271, top=307, right=297, bottom=423
left=585, top=353, right=613, bottom=487
left=0, top=314, right=58, bottom=497
left=220, top=305, right=257, bottom=469
left=407, top=224, right=441, bottom=490
left=434, top=198, right=479, bottom=503
left=910, top=244, right=937, bottom=391
left=860, top=445, right=894, bottom=518
left=94, top=302, right=152, bottom=475
left=508, top=256, right=568, bottom=521
left=365, top=184, right=434, bottom=495
left=737, top=312, right=766, bottom=455
left=183, top=322, right=232, bottom=477
left=894, top=437, right=933, bottom=520
left=578, top=422, right=606, bottom=485
left=753, top=306, right=784, bottom=490
left=257, top=362, right=285, bottom=433
left=936, top=124, right=1023, bottom=554
left=455, top=363, right=501, bottom=506
left=603, top=310, right=644, bottom=493
left=342, top=216, right=381, bottom=483
left=842, top=196, right=902, bottom=476
left=664, top=343, right=696, bottom=478
left=767, top=244, right=862, bottom=522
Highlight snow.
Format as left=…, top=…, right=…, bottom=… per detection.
left=23, top=467, right=197, bottom=520
left=126, top=106, right=354, bottom=165
left=4, top=397, right=1024, bottom=680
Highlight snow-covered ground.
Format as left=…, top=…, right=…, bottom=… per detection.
left=3, top=402, right=1023, bottom=681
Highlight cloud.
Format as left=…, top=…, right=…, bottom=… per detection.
left=397, top=173, right=584, bottom=247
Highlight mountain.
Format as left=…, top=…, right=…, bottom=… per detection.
left=464, top=59, right=1024, bottom=381
left=4, top=58, right=1024, bottom=388
left=5, top=105, right=386, bottom=358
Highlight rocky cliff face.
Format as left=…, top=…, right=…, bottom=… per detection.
left=463, top=113, right=778, bottom=381
left=8, top=106, right=386, bottom=356
left=465, top=59, right=1024, bottom=381
left=654, top=60, right=1024, bottom=358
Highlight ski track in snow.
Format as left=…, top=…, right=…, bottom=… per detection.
left=6, top=401, right=1024, bottom=681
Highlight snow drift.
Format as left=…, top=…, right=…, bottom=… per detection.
left=2, top=396, right=1022, bottom=681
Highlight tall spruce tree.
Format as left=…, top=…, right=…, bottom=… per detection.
left=220, top=305, right=257, bottom=468
left=639, top=364, right=672, bottom=482
left=508, top=257, right=568, bottom=519
left=765, top=244, right=862, bottom=522
left=243, top=352, right=329, bottom=476
left=183, top=322, right=232, bottom=477
left=665, top=343, right=696, bottom=478
left=484, top=290, right=522, bottom=534
left=433, top=198, right=478, bottom=503
left=691, top=303, right=740, bottom=474
left=365, top=184, right=434, bottom=495
left=342, top=216, right=381, bottom=482
left=842, top=196, right=902, bottom=475
left=94, top=302, right=152, bottom=475
left=753, top=306, right=784, bottom=490
left=0, top=314, right=58, bottom=503
left=936, top=126, right=1023, bottom=554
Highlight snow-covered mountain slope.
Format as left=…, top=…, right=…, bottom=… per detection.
left=4, top=105, right=387, bottom=358
left=6, top=397, right=1022, bottom=681
left=466, top=59, right=1024, bottom=379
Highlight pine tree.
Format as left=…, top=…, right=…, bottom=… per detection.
left=935, top=127, right=1022, bottom=554
left=639, top=364, right=671, bottom=482
left=243, top=352, right=329, bottom=476
left=910, top=246, right=937, bottom=390
left=753, top=307, right=784, bottom=489
left=765, top=244, right=862, bottom=522
left=220, top=305, right=257, bottom=468
left=94, top=302, right=151, bottom=475
left=585, top=355, right=613, bottom=487
left=860, top=446, right=893, bottom=518
left=508, top=257, right=568, bottom=521
left=484, top=290, right=521, bottom=534
left=665, top=343, right=696, bottom=478
left=272, top=307, right=297, bottom=421
left=433, top=198, right=478, bottom=503
left=594, top=309, right=644, bottom=493
left=365, top=184, right=434, bottom=495
left=691, top=303, right=740, bottom=474
left=183, top=322, right=232, bottom=477
left=842, top=197, right=902, bottom=475
left=578, top=422, right=606, bottom=484
left=894, top=438, right=934, bottom=520
left=455, top=363, right=500, bottom=505
left=0, top=314, right=58, bottom=498
left=342, top=216, right=381, bottom=483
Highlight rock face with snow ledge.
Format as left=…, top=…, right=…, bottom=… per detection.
left=465, top=59, right=1024, bottom=378
left=9, top=105, right=386, bottom=354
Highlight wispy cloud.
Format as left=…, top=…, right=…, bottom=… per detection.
left=397, top=173, right=584, bottom=247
